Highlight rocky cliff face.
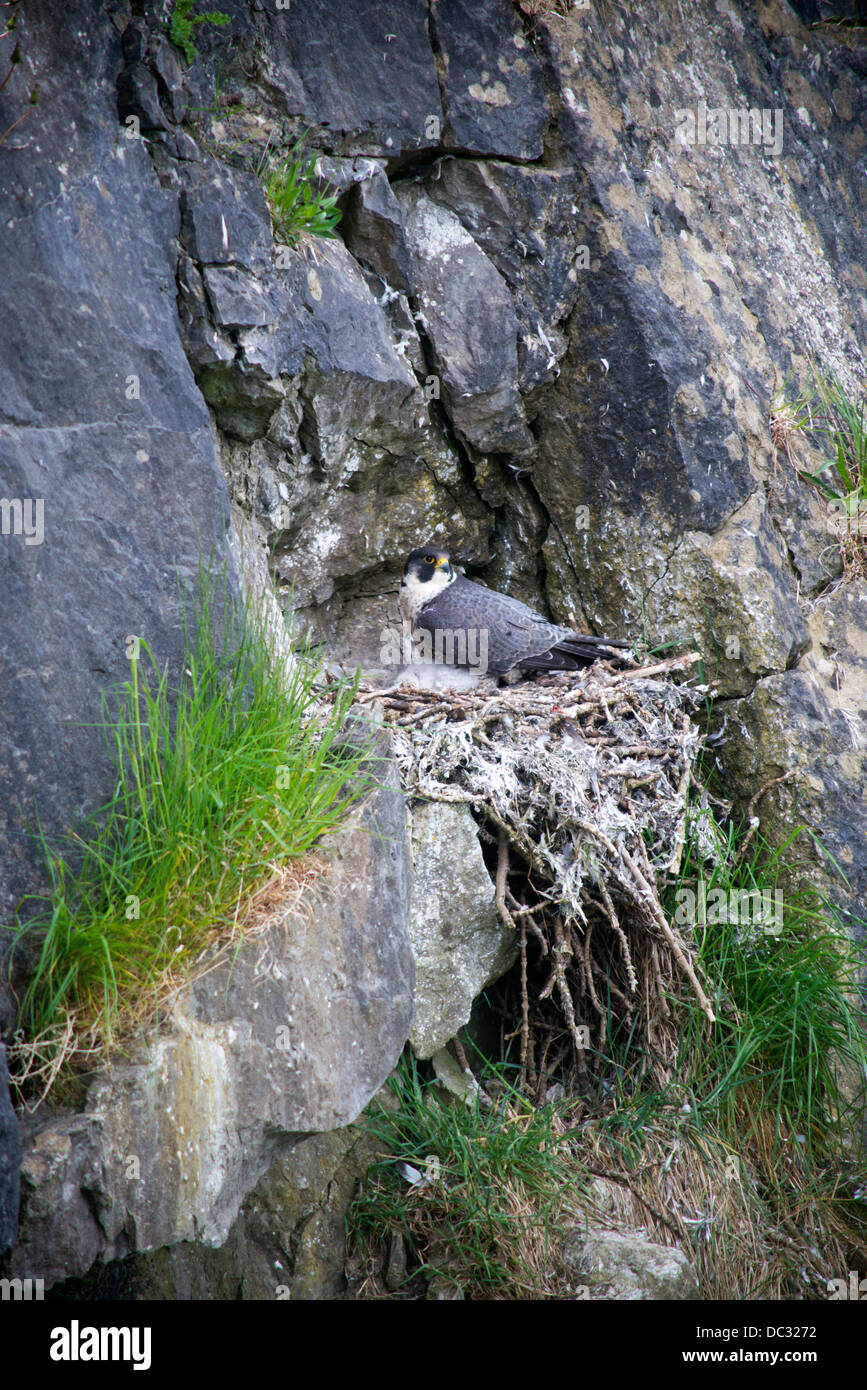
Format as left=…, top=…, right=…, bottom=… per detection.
left=8, top=762, right=413, bottom=1287
left=0, top=0, right=865, bottom=1287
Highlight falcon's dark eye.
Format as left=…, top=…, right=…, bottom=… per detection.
left=423, top=555, right=436, bottom=564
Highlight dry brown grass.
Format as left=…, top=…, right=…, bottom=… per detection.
left=8, top=856, right=323, bottom=1110
left=575, top=1110, right=861, bottom=1300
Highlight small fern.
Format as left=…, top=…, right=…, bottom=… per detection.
left=168, top=0, right=230, bottom=67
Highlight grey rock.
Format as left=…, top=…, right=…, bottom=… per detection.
left=279, top=238, right=420, bottom=391
left=395, top=184, right=534, bottom=456
left=180, top=158, right=273, bottom=270
left=768, top=479, right=843, bottom=599
left=0, top=1047, right=21, bottom=1253
left=155, top=14, right=494, bottom=667
left=360, top=276, right=427, bottom=380
left=428, top=0, right=549, bottom=159
left=431, top=1047, right=484, bottom=1105
left=188, top=233, right=423, bottom=446
left=116, top=60, right=169, bottom=133
left=720, top=587, right=867, bottom=919
left=625, top=493, right=810, bottom=697
left=428, top=159, right=580, bottom=316
left=120, top=21, right=147, bottom=66
left=787, top=1, right=867, bottom=21
left=342, top=169, right=415, bottom=297
left=12, top=1113, right=106, bottom=1285
left=203, top=264, right=275, bottom=329
left=8, top=756, right=413, bottom=1286
left=561, top=1226, right=700, bottom=1300
left=150, top=34, right=187, bottom=124
left=176, top=253, right=236, bottom=372
left=408, top=801, right=515, bottom=1059
left=425, top=158, right=585, bottom=391
left=0, top=0, right=235, bottom=1004
left=199, top=355, right=287, bottom=443
left=385, top=1230, right=408, bottom=1291
left=251, top=0, right=443, bottom=157
left=199, top=226, right=494, bottom=641
left=29, top=1118, right=385, bottom=1301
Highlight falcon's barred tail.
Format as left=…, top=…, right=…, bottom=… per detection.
left=522, top=633, right=633, bottom=673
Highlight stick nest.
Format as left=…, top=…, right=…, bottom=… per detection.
left=357, top=654, right=714, bottom=1100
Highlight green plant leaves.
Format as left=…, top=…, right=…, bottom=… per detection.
left=259, top=136, right=343, bottom=247
left=168, top=0, right=230, bottom=67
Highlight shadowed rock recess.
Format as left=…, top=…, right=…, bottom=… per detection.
left=0, top=0, right=865, bottom=1296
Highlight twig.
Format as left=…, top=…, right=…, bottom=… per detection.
left=583, top=1164, right=684, bottom=1240
left=495, top=828, right=518, bottom=931
left=610, top=652, right=702, bottom=681
left=452, top=1034, right=471, bottom=1076
left=622, top=843, right=716, bottom=1024
left=518, top=921, right=530, bottom=1085
left=733, top=772, right=796, bottom=868
left=597, top=878, right=637, bottom=994
left=667, top=749, right=692, bottom=875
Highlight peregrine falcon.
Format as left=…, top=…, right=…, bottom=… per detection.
left=399, top=545, right=630, bottom=678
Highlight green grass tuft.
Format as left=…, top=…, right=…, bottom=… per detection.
left=9, top=571, right=373, bottom=1076
left=259, top=135, right=342, bottom=248
left=772, top=360, right=867, bottom=572
left=663, top=801, right=867, bottom=1161
left=348, top=1051, right=581, bottom=1298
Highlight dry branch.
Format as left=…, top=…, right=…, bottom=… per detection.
left=354, top=661, right=708, bottom=1090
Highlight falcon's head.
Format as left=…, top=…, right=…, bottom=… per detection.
left=402, top=546, right=454, bottom=587
left=400, top=546, right=456, bottom=614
